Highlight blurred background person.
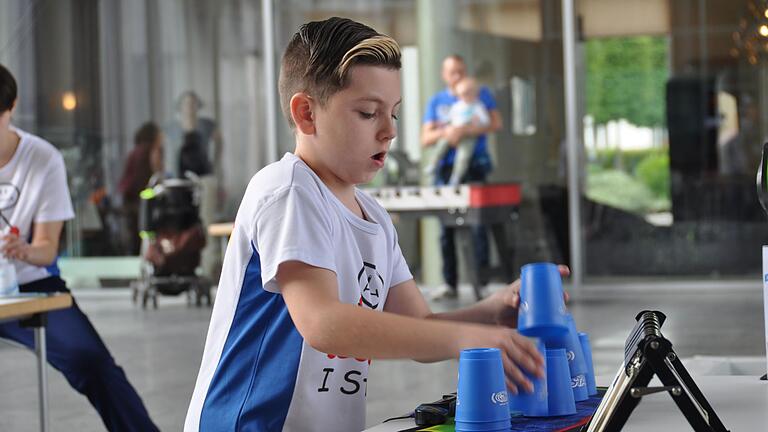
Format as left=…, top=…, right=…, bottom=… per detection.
left=420, top=55, right=502, bottom=300
left=179, top=130, right=212, bottom=177
left=0, top=63, right=159, bottom=432
left=118, top=122, right=164, bottom=255
left=165, top=91, right=219, bottom=178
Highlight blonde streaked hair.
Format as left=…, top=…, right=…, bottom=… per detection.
left=279, top=17, right=401, bottom=128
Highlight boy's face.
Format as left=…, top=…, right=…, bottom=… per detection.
left=311, top=65, right=401, bottom=186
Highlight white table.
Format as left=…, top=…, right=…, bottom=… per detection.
left=0, top=293, right=73, bottom=432
left=365, top=375, right=767, bottom=431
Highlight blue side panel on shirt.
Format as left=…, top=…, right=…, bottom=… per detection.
left=45, top=257, right=60, bottom=277
left=200, top=246, right=303, bottom=431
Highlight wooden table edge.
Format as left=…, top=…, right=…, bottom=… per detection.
left=0, top=293, right=73, bottom=321
left=208, top=222, right=234, bottom=237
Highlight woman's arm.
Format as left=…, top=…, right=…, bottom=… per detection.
left=2, top=220, right=64, bottom=267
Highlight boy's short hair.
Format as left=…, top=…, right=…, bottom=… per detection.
left=0, top=64, right=18, bottom=113
left=278, top=17, right=401, bottom=127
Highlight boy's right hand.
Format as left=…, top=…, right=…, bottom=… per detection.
left=457, top=325, right=545, bottom=395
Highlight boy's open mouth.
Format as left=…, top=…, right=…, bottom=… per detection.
left=371, top=151, right=386, bottom=162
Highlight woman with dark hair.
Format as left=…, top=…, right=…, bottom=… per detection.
left=118, top=122, right=164, bottom=254
left=0, top=63, right=159, bottom=432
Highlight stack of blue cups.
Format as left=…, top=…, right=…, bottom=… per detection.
left=550, top=313, right=589, bottom=402
left=545, top=348, right=577, bottom=416
left=578, top=332, right=598, bottom=396
left=455, top=348, right=511, bottom=432
left=508, top=338, right=548, bottom=417
left=516, top=263, right=576, bottom=416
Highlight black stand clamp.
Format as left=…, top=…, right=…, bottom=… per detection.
left=582, top=310, right=729, bottom=432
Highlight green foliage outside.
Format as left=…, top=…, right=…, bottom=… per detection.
left=635, top=152, right=670, bottom=199
left=587, top=148, right=670, bottom=214
left=586, top=167, right=658, bottom=213
left=586, top=36, right=669, bottom=127
left=585, top=36, right=671, bottom=214
left=591, top=147, right=663, bottom=173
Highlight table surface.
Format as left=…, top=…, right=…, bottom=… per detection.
left=0, top=293, right=73, bottom=321
left=207, top=222, right=234, bottom=237
left=364, top=375, right=767, bottom=431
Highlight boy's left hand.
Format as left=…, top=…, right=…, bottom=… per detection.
left=492, top=265, right=570, bottom=327
left=2, top=233, right=30, bottom=261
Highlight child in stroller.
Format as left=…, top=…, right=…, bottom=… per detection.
left=131, top=173, right=212, bottom=308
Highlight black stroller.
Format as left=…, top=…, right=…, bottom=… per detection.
left=131, top=174, right=212, bottom=308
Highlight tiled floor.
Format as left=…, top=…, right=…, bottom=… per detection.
left=0, top=283, right=763, bottom=431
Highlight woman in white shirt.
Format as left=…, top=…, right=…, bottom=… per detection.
left=0, top=64, right=158, bottom=432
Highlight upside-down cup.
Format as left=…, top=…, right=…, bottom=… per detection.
left=455, top=348, right=511, bottom=431
left=517, top=263, right=569, bottom=342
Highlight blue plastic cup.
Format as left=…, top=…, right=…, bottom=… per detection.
left=571, top=374, right=589, bottom=402
left=508, top=339, right=548, bottom=417
left=550, top=313, right=588, bottom=401
left=579, top=332, right=598, bottom=396
left=545, top=348, right=576, bottom=416
left=455, top=348, right=511, bottom=431
left=517, top=263, right=568, bottom=342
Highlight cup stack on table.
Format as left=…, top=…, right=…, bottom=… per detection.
left=513, top=262, right=598, bottom=417
left=455, top=262, right=598, bottom=431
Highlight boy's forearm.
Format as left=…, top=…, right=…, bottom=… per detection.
left=307, top=302, right=490, bottom=362
left=427, top=294, right=506, bottom=325
left=21, top=242, right=58, bottom=267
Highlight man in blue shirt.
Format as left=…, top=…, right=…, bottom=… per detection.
left=421, top=55, right=502, bottom=299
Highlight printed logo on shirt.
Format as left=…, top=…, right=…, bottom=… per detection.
left=315, top=261, right=382, bottom=396
left=357, top=261, right=382, bottom=310
left=0, top=183, right=20, bottom=210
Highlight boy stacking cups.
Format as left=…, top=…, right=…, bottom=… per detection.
left=185, top=17, right=567, bottom=432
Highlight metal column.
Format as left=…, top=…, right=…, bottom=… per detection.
left=562, top=0, right=583, bottom=290
left=35, top=326, right=49, bottom=432
left=262, top=0, right=279, bottom=164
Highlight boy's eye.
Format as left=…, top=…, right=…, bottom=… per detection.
left=392, top=114, right=399, bottom=121
left=359, top=111, right=375, bottom=119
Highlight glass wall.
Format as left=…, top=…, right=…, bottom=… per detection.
left=0, top=0, right=267, bottom=273
left=580, top=0, right=768, bottom=277
left=1, top=0, right=764, bottom=281
left=272, top=0, right=570, bottom=285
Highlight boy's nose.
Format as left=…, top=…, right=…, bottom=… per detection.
left=378, top=118, right=397, bottom=142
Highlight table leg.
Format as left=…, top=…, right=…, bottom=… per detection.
left=35, top=326, right=49, bottom=432
left=490, top=222, right=515, bottom=283
left=456, top=227, right=483, bottom=301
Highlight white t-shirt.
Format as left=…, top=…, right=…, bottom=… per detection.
left=449, top=99, right=490, bottom=127
left=1, top=127, right=74, bottom=284
left=185, top=153, right=413, bottom=432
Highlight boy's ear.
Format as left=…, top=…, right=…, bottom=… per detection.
left=290, top=93, right=315, bottom=135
